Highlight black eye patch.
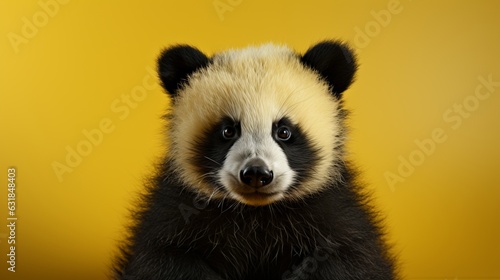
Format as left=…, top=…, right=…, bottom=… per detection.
left=191, top=117, right=240, bottom=185
left=272, top=117, right=320, bottom=187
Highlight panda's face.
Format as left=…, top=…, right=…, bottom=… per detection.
left=158, top=42, right=357, bottom=206
left=213, top=114, right=320, bottom=206
left=200, top=116, right=299, bottom=206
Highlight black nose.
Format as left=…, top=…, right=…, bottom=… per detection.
left=240, top=166, right=273, bottom=188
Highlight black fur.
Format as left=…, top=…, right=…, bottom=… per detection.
left=113, top=41, right=397, bottom=280
left=301, top=41, right=357, bottom=98
left=157, top=45, right=211, bottom=96
left=113, top=162, right=396, bottom=280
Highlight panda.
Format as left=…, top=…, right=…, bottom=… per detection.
left=113, top=40, right=398, bottom=280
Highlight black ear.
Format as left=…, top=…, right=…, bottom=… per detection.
left=157, top=45, right=210, bottom=96
left=300, top=41, right=357, bottom=98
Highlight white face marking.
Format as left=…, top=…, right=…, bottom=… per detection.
left=219, top=127, right=295, bottom=206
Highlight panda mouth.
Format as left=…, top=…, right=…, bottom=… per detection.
left=222, top=172, right=286, bottom=205
left=238, top=191, right=279, bottom=198
left=233, top=190, right=283, bottom=206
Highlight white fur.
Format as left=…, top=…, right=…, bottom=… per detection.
left=220, top=125, right=295, bottom=205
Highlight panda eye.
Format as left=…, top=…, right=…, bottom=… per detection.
left=276, top=126, right=292, bottom=141
left=222, top=126, right=237, bottom=140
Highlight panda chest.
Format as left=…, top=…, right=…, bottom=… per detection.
left=191, top=211, right=316, bottom=275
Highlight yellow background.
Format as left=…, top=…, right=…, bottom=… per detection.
left=1, top=1, right=499, bottom=279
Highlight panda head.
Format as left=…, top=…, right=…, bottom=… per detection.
left=158, top=41, right=357, bottom=206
